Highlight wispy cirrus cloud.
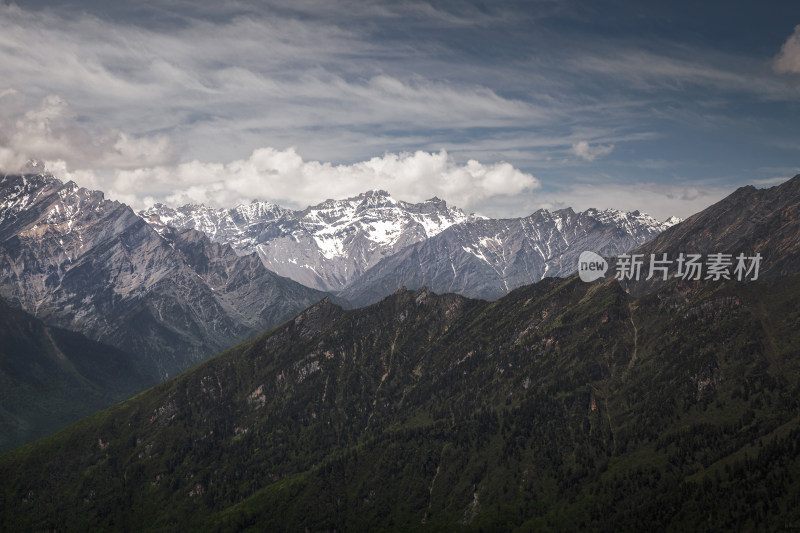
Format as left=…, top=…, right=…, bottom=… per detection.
left=0, top=2, right=557, bottom=166
left=568, top=45, right=798, bottom=100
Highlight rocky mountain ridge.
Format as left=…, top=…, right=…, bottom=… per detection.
left=0, top=173, right=327, bottom=379
left=3, top=269, right=799, bottom=530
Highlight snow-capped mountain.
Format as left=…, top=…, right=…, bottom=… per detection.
left=142, top=191, right=678, bottom=306
left=141, top=190, right=478, bottom=291
left=339, top=207, right=678, bottom=305
left=0, top=173, right=326, bottom=379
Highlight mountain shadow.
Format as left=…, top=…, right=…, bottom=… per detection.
left=0, top=297, right=154, bottom=453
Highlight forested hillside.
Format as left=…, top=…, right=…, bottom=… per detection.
left=2, top=272, right=799, bottom=530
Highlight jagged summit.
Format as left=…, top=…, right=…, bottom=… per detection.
left=361, top=188, right=391, bottom=197
left=0, top=171, right=60, bottom=196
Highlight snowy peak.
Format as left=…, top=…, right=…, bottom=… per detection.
left=298, top=190, right=471, bottom=246
left=452, top=207, right=668, bottom=271
left=0, top=173, right=61, bottom=222
left=233, top=200, right=289, bottom=222
left=584, top=207, right=673, bottom=229
left=0, top=173, right=129, bottom=253
left=355, top=189, right=396, bottom=209
left=141, top=200, right=291, bottom=243
left=296, top=189, right=462, bottom=229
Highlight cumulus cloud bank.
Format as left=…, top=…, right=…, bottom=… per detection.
left=0, top=88, right=540, bottom=213
left=102, top=148, right=540, bottom=212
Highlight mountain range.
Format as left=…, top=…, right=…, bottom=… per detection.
left=2, top=174, right=799, bottom=530
left=142, top=191, right=678, bottom=304
left=0, top=171, right=681, bottom=457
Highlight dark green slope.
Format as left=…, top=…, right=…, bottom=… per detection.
left=0, top=298, right=156, bottom=454
left=2, top=274, right=800, bottom=531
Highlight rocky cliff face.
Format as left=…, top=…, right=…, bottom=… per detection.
left=141, top=190, right=478, bottom=292
left=340, top=207, right=676, bottom=306
left=0, top=173, right=327, bottom=379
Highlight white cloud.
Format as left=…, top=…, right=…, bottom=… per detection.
left=773, top=24, right=800, bottom=75
left=0, top=88, right=539, bottom=214
left=571, top=141, right=614, bottom=162
left=85, top=147, right=540, bottom=212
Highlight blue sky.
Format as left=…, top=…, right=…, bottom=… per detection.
left=1, top=0, right=799, bottom=219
